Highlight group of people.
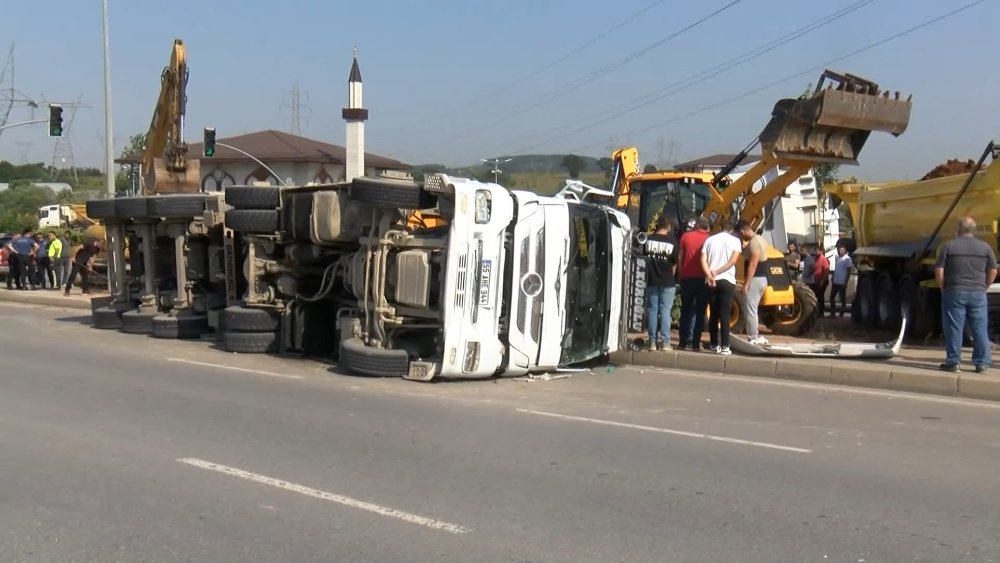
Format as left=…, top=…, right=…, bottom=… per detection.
left=2, top=229, right=101, bottom=295
left=642, top=216, right=777, bottom=355
left=785, top=241, right=854, bottom=317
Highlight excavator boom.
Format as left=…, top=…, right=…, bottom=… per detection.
left=141, top=39, right=200, bottom=194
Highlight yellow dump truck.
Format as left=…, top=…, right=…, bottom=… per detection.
left=828, top=141, right=1000, bottom=339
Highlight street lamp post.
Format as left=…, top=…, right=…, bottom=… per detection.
left=481, top=157, right=512, bottom=184
left=101, top=0, right=114, bottom=196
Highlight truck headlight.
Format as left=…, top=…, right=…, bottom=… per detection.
left=474, top=190, right=492, bottom=224
left=463, top=341, right=480, bottom=373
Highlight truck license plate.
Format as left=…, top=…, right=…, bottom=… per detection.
left=479, top=260, right=492, bottom=307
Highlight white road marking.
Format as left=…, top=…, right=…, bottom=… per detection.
left=176, top=457, right=470, bottom=534
left=165, top=358, right=304, bottom=380
left=516, top=408, right=812, bottom=454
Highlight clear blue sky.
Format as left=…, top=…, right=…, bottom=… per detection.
left=1, top=0, right=996, bottom=180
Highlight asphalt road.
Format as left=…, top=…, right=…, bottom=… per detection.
left=1, top=302, right=999, bottom=562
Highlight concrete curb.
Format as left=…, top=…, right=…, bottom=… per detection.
left=612, top=349, right=1000, bottom=403
left=0, top=290, right=93, bottom=311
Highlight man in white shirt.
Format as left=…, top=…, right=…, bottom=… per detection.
left=699, top=221, right=742, bottom=355
left=830, top=245, right=853, bottom=317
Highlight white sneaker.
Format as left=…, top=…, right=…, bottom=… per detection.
left=718, top=346, right=732, bottom=356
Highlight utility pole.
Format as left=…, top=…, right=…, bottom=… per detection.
left=283, top=83, right=310, bottom=135
left=481, top=157, right=512, bottom=184
left=101, top=0, right=115, bottom=196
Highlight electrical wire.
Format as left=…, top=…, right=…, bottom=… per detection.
left=502, top=0, right=874, bottom=155
left=565, top=0, right=989, bottom=154
left=371, top=0, right=668, bottom=136
left=432, top=0, right=746, bottom=145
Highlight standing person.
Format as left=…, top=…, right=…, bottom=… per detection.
left=64, top=239, right=100, bottom=296
left=45, top=231, right=62, bottom=290
left=10, top=230, right=36, bottom=290
left=700, top=221, right=742, bottom=355
left=809, top=246, right=831, bottom=317
left=736, top=220, right=770, bottom=345
left=785, top=242, right=801, bottom=282
left=935, top=217, right=997, bottom=373
left=643, top=216, right=679, bottom=351
left=4, top=233, right=22, bottom=290
left=58, top=230, right=72, bottom=290
left=677, top=217, right=711, bottom=350
left=34, top=233, right=51, bottom=288
left=829, top=245, right=853, bottom=317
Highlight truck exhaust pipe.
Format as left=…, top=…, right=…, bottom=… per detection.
left=759, top=69, right=912, bottom=165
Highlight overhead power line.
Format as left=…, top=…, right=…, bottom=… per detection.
left=371, top=0, right=668, bottom=136
left=503, top=0, right=875, bottom=155
left=566, top=0, right=988, bottom=154
left=433, top=0, right=746, bottom=144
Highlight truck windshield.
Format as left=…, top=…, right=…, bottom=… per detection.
left=635, top=179, right=709, bottom=232
left=559, top=204, right=611, bottom=365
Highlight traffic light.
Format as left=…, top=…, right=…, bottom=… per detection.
left=48, top=104, right=64, bottom=138
left=203, top=127, right=216, bottom=157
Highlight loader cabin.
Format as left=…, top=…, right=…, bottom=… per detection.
left=623, top=171, right=716, bottom=235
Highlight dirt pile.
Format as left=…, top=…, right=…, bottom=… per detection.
left=919, top=159, right=978, bottom=181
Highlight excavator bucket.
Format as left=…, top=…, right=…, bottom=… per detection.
left=148, top=157, right=202, bottom=194
left=759, top=70, right=912, bottom=165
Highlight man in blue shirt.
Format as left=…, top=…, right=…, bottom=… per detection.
left=5, top=230, right=36, bottom=290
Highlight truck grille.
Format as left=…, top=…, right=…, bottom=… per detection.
left=454, top=251, right=468, bottom=310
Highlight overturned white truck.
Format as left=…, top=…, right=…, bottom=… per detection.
left=221, top=174, right=633, bottom=380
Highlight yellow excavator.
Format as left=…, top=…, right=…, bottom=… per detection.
left=138, top=39, right=200, bottom=194
left=609, top=69, right=912, bottom=336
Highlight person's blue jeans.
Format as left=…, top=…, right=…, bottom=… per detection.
left=941, top=289, right=991, bottom=368
left=647, top=285, right=676, bottom=345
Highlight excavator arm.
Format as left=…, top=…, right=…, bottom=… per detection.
left=140, top=39, right=200, bottom=194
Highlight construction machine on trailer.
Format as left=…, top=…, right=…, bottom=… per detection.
left=602, top=69, right=912, bottom=337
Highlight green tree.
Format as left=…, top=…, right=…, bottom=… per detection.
left=561, top=154, right=584, bottom=178
left=643, top=163, right=658, bottom=173
left=597, top=157, right=614, bottom=183
left=121, top=132, right=147, bottom=159
left=813, top=162, right=839, bottom=188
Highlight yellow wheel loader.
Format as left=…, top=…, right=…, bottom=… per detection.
left=610, top=69, right=912, bottom=336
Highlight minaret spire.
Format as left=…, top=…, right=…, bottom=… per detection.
left=343, top=47, right=368, bottom=182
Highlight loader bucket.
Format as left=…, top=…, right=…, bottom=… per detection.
left=759, top=70, right=912, bottom=165
left=148, top=157, right=202, bottom=194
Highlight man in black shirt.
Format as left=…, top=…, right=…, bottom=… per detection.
left=643, top=216, right=679, bottom=350
left=64, top=239, right=100, bottom=296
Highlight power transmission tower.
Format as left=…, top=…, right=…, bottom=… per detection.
left=0, top=44, right=42, bottom=142
left=282, top=83, right=310, bottom=135
left=656, top=135, right=681, bottom=169
left=15, top=141, right=31, bottom=163
left=49, top=96, right=88, bottom=183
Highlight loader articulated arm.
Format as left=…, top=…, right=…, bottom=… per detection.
left=140, top=39, right=200, bottom=194
left=610, top=147, right=641, bottom=209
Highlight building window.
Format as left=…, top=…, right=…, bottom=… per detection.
left=313, top=165, right=336, bottom=184
left=244, top=165, right=280, bottom=186
left=202, top=168, right=236, bottom=192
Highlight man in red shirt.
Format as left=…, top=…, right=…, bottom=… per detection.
left=808, top=245, right=831, bottom=317
left=676, top=216, right=711, bottom=350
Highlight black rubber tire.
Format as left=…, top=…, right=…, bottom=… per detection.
left=223, top=331, right=278, bottom=353
left=151, top=313, right=209, bottom=339
left=92, top=306, right=124, bottom=330
left=225, top=186, right=281, bottom=210
left=876, top=273, right=899, bottom=329
left=225, top=210, right=280, bottom=234
left=120, top=308, right=157, bottom=335
left=147, top=195, right=206, bottom=218
left=856, top=273, right=878, bottom=327
left=768, top=281, right=818, bottom=336
left=349, top=177, right=433, bottom=209
left=730, top=289, right=748, bottom=335
left=899, top=275, right=935, bottom=340
left=115, top=197, right=149, bottom=220
left=222, top=306, right=280, bottom=333
left=85, top=199, right=118, bottom=221
left=339, top=337, right=409, bottom=377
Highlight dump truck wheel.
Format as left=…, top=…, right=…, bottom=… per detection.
left=876, top=273, right=899, bottom=329
left=730, top=290, right=748, bottom=334
left=339, top=337, right=409, bottom=377
left=120, top=308, right=157, bottom=335
left=92, top=306, right=124, bottom=330
left=223, top=331, right=278, bottom=353
left=115, top=197, right=149, bottom=220
left=225, top=210, right=280, bottom=234
left=223, top=306, right=280, bottom=333
left=856, top=273, right=878, bottom=327
left=85, top=199, right=118, bottom=221
left=147, top=195, right=206, bottom=218
left=225, top=186, right=281, bottom=210
left=899, top=276, right=935, bottom=340
left=349, top=177, right=434, bottom=209
left=152, top=313, right=208, bottom=339
left=768, top=281, right=818, bottom=336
